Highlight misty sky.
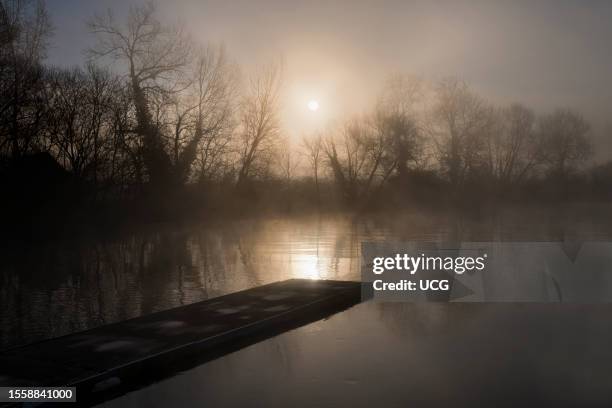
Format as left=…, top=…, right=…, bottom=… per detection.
left=45, top=0, right=612, bottom=159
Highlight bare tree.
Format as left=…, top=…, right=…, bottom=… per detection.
left=187, top=46, right=238, bottom=184
left=322, top=118, right=372, bottom=201
left=429, top=78, right=491, bottom=186
left=105, top=83, right=143, bottom=190
left=320, top=76, right=425, bottom=203
left=485, top=104, right=539, bottom=185
left=88, top=1, right=192, bottom=187
left=302, top=132, right=323, bottom=198
left=537, top=109, right=592, bottom=179
left=372, top=109, right=423, bottom=183
left=235, top=63, right=282, bottom=187
left=45, top=64, right=123, bottom=185
left=277, top=138, right=300, bottom=184
left=377, top=73, right=424, bottom=118
left=0, top=0, right=52, bottom=159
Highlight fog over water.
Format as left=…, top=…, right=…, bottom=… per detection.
left=3, top=208, right=611, bottom=349
left=2, top=2, right=611, bottom=404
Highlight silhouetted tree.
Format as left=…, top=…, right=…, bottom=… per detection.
left=484, top=104, right=539, bottom=186
left=105, top=83, right=144, bottom=190
left=536, top=109, right=592, bottom=179
left=302, top=132, right=323, bottom=199
left=235, top=63, right=282, bottom=187
left=88, top=1, right=192, bottom=188
left=323, top=118, right=371, bottom=202
left=45, top=65, right=122, bottom=184
left=430, top=78, right=491, bottom=187
left=0, top=0, right=52, bottom=160
left=185, top=46, right=238, bottom=184
left=277, top=137, right=299, bottom=184
left=373, top=110, right=423, bottom=181
left=321, top=75, right=425, bottom=203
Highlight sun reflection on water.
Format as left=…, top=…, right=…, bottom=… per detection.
left=291, top=254, right=324, bottom=280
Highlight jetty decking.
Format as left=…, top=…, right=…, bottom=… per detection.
left=0, top=279, right=361, bottom=405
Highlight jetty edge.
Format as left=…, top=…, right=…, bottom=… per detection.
left=0, top=279, right=362, bottom=406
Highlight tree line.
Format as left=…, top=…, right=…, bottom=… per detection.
left=312, top=75, right=598, bottom=204
left=1, top=0, right=610, bottom=222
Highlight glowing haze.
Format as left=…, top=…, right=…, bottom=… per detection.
left=48, top=0, right=612, bottom=155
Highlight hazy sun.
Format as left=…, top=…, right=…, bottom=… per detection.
left=307, top=100, right=320, bottom=112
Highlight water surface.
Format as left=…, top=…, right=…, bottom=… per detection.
left=2, top=206, right=610, bottom=349
left=98, top=301, right=612, bottom=407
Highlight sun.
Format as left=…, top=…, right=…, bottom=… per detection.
left=307, top=100, right=319, bottom=112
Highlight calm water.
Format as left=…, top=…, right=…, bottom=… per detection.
left=1, top=206, right=611, bottom=350
left=98, top=301, right=612, bottom=407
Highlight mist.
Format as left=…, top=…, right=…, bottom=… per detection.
left=4, top=3, right=612, bottom=406
left=45, top=0, right=612, bottom=160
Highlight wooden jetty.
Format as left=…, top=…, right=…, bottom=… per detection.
left=0, top=279, right=362, bottom=406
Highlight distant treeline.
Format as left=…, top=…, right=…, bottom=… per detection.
left=1, top=1, right=611, bottom=227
